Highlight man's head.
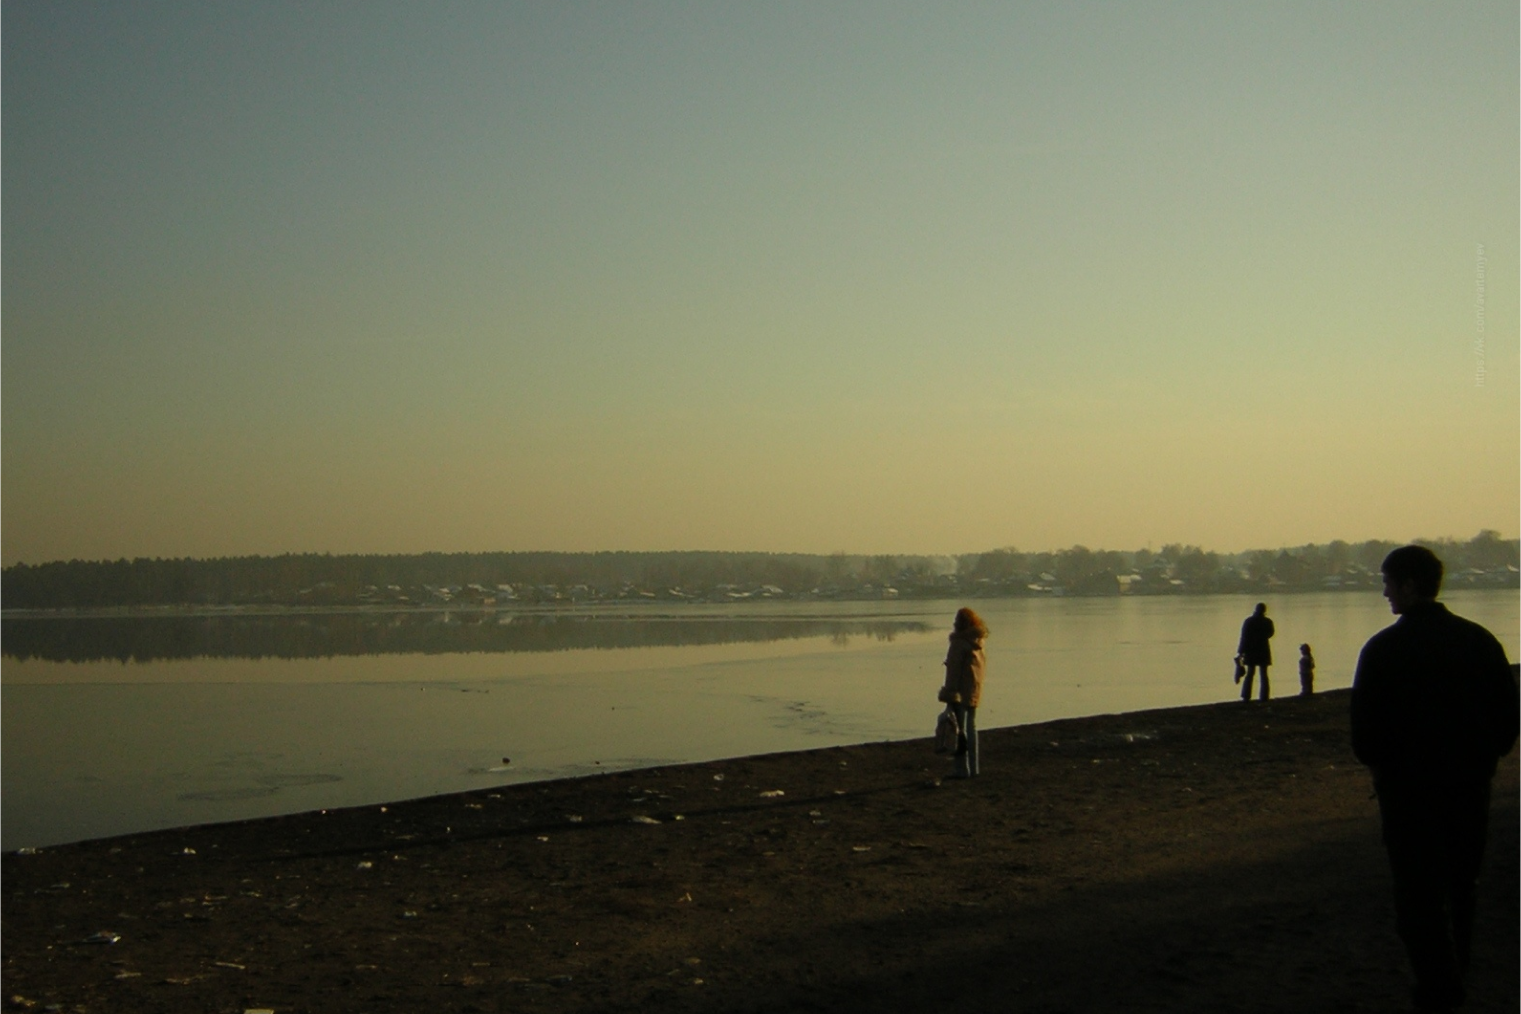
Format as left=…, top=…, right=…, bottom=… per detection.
left=1254, top=602, right=1267, bottom=616
left=1380, top=545, right=1443, bottom=614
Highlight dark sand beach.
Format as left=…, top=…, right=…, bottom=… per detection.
left=4, top=688, right=1517, bottom=1013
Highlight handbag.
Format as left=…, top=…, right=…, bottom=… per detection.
left=934, top=707, right=960, bottom=754
left=1233, top=655, right=1246, bottom=684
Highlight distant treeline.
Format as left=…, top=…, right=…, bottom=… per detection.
left=1, top=613, right=930, bottom=664
left=2, top=551, right=853, bottom=610
left=2, top=533, right=1515, bottom=610
left=956, top=533, right=1518, bottom=597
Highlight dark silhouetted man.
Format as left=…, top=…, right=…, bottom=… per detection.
left=1237, top=602, right=1274, bottom=700
left=1351, top=545, right=1519, bottom=1011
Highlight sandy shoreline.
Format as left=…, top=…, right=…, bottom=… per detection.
left=4, top=688, right=1517, bottom=1013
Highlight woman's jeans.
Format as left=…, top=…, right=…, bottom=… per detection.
left=953, top=703, right=978, bottom=776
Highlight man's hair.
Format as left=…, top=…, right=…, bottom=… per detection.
left=1381, top=545, right=1444, bottom=598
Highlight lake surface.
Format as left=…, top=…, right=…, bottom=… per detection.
left=4, top=591, right=1516, bottom=850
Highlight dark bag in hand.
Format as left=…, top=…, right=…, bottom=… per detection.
left=1233, top=655, right=1246, bottom=684
left=934, top=707, right=960, bottom=754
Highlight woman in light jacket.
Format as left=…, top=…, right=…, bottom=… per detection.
left=939, top=606, right=988, bottom=778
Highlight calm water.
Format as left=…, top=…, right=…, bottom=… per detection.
left=4, top=591, right=1516, bottom=850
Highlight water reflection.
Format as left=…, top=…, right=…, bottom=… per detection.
left=1, top=611, right=931, bottom=663
left=4, top=591, right=1515, bottom=849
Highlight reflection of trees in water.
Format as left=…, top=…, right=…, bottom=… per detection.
left=1, top=613, right=931, bottom=664
left=828, top=629, right=903, bottom=647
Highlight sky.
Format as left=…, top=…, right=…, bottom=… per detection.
left=3, top=2, right=1517, bottom=566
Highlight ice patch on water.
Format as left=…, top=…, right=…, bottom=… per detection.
left=255, top=772, right=342, bottom=787
left=179, top=771, right=341, bottom=803
left=179, top=786, right=279, bottom=802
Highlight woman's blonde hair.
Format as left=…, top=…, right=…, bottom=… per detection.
left=954, top=606, right=988, bottom=639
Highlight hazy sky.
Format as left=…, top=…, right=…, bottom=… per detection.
left=4, top=2, right=1517, bottom=565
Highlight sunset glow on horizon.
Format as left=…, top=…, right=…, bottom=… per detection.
left=4, top=3, right=1516, bottom=565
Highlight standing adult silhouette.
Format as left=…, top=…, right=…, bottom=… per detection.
left=1236, top=602, right=1275, bottom=701
left=1351, top=545, right=1518, bottom=1011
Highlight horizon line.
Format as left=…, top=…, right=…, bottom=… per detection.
left=6, top=530, right=1516, bottom=570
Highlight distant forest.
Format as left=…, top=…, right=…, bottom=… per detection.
left=2, top=532, right=1515, bottom=611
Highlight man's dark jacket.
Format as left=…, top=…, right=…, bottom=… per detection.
left=1351, top=600, right=1519, bottom=787
left=1238, top=613, right=1275, bottom=666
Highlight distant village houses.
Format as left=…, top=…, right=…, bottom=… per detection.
left=1, top=534, right=1514, bottom=610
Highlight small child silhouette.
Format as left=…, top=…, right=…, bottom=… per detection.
left=1298, top=643, right=1315, bottom=697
